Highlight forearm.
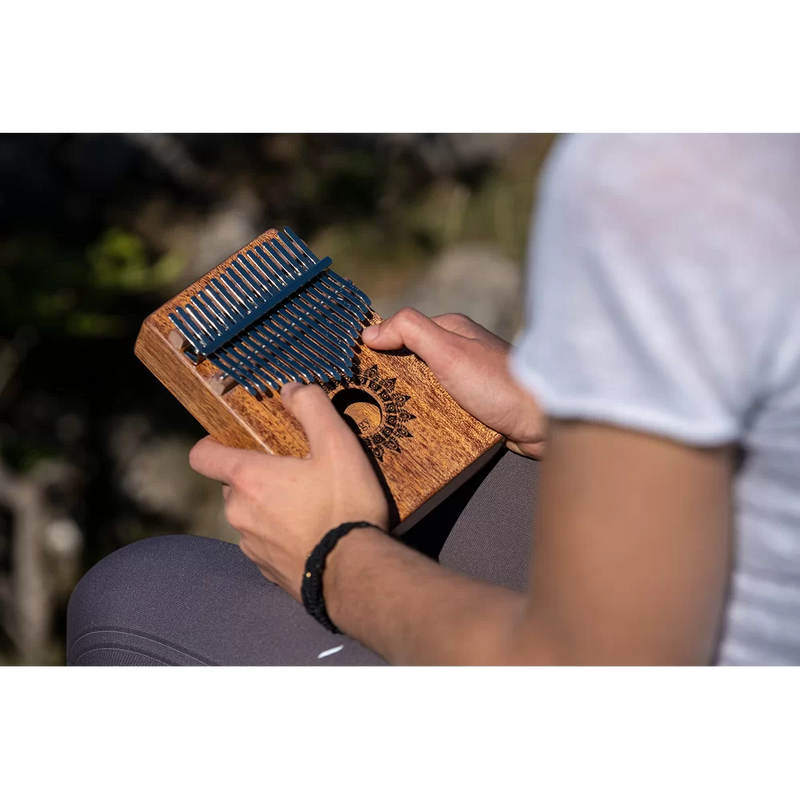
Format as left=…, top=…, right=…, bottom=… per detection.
left=324, top=527, right=555, bottom=665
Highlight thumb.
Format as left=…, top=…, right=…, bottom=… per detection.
left=280, top=382, right=361, bottom=459
left=362, top=307, right=459, bottom=365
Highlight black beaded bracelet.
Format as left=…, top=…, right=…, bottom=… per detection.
left=301, top=521, right=384, bottom=633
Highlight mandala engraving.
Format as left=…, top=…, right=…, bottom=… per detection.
left=346, top=364, right=415, bottom=461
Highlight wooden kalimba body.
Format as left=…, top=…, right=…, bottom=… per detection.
left=135, top=228, right=502, bottom=532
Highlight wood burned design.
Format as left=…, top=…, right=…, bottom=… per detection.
left=345, top=364, right=416, bottom=461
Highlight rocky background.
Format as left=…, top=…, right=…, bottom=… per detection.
left=0, top=133, right=556, bottom=664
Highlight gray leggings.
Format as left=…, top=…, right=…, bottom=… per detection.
left=66, top=451, right=538, bottom=666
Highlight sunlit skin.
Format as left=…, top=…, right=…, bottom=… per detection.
left=189, top=308, right=733, bottom=665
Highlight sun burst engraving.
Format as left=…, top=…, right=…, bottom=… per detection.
left=347, top=364, right=416, bottom=461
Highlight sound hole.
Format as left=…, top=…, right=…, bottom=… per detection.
left=332, top=388, right=383, bottom=437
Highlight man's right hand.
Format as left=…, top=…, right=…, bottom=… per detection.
left=361, top=308, right=545, bottom=458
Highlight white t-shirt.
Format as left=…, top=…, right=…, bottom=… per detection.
left=511, top=134, right=800, bottom=665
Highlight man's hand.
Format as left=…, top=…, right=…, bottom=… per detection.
left=362, top=308, right=545, bottom=457
left=188, top=382, right=389, bottom=601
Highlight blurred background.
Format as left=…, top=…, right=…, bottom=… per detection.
left=0, top=133, right=556, bottom=665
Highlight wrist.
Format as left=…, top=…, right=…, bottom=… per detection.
left=322, top=525, right=388, bottom=630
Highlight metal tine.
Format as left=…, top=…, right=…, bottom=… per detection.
left=279, top=228, right=372, bottom=314
left=266, top=239, right=361, bottom=321
left=228, top=347, right=283, bottom=391
left=185, top=303, right=218, bottom=340
left=212, top=276, right=252, bottom=321
left=225, top=267, right=330, bottom=380
left=265, top=315, right=344, bottom=382
left=273, top=238, right=314, bottom=277
left=279, top=229, right=317, bottom=267
left=233, top=336, right=303, bottom=386
left=280, top=228, right=371, bottom=314
left=250, top=242, right=306, bottom=290
left=283, top=295, right=358, bottom=355
left=248, top=246, right=338, bottom=332
left=260, top=305, right=346, bottom=378
left=282, top=227, right=319, bottom=264
left=172, top=307, right=208, bottom=346
left=221, top=267, right=265, bottom=314
left=224, top=332, right=291, bottom=390
left=209, top=276, right=304, bottom=388
left=248, top=247, right=354, bottom=334
left=237, top=335, right=303, bottom=387
left=280, top=283, right=358, bottom=342
left=210, top=351, right=264, bottom=396
left=170, top=316, right=199, bottom=348
left=250, top=246, right=291, bottom=287
left=253, top=309, right=339, bottom=375
left=250, top=248, right=300, bottom=305
left=247, top=244, right=297, bottom=288
left=191, top=289, right=226, bottom=329
left=203, top=285, right=239, bottom=327
left=228, top=259, right=328, bottom=374
left=215, top=276, right=323, bottom=382
left=223, top=264, right=324, bottom=367
left=240, top=318, right=317, bottom=383
left=281, top=299, right=355, bottom=363
left=209, top=278, right=246, bottom=319
left=322, top=275, right=371, bottom=320
left=191, top=294, right=225, bottom=334
left=314, top=274, right=367, bottom=322
left=248, top=325, right=324, bottom=383
left=234, top=256, right=272, bottom=305
left=326, top=270, right=372, bottom=307
left=280, top=228, right=368, bottom=318
left=227, top=258, right=266, bottom=305
left=217, top=270, right=249, bottom=305
left=256, top=244, right=350, bottom=323
left=273, top=302, right=352, bottom=372
left=284, top=295, right=358, bottom=349
left=303, top=280, right=365, bottom=334
left=221, top=356, right=268, bottom=396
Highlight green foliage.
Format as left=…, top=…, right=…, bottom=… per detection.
left=88, top=228, right=184, bottom=293
left=2, top=229, right=185, bottom=340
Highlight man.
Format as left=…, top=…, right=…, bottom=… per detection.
left=67, top=134, right=800, bottom=665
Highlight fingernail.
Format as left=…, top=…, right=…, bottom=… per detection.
left=362, top=324, right=380, bottom=342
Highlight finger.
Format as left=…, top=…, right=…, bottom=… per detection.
left=362, top=307, right=461, bottom=363
left=189, top=436, right=264, bottom=484
left=280, top=382, right=363, bottom=459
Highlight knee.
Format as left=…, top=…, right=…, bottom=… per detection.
left=67, top=534, right=246, bottom=660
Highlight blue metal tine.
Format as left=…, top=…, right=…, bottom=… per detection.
left=281, top=231, right=370, bottom=310
left=191, top=293, right=223, bottom=330
left=186, top=302, right=217, bottom=339
left=268, top=307, right=347, bottom=377
left=194, top=293, right=225, bottom=330
left=279, top=286, right=358, bottom=347
left=259, top=243, right=362, bottom=329
left=247, top=247, right=357, bottom=348
left=248, top=326, right=319, bottom=382
left=234, top=336, right=303, bottom=385
left=243, top=317, right=316, bottom=382
left=270, top=243, right=366, bottom=321
left=255, top=309, right=336, bottom=372
left=172, top=307, right=207, bottom=345
left=171, top=227, right=370, bottom=388
left=211, top=351, right=264, bottom=395
left=277, top=295, right=352, bottom=358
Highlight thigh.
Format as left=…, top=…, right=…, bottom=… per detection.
left=405, top=450, right=538, bottom=593
left=67, top=535, right=385, bottom=666
left=68, top=451, right=537, bottom=666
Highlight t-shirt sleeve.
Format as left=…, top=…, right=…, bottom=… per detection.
left=510, top=134, right=789, bottom=446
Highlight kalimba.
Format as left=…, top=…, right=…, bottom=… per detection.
left=135, top=228, right=502, bottom=532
